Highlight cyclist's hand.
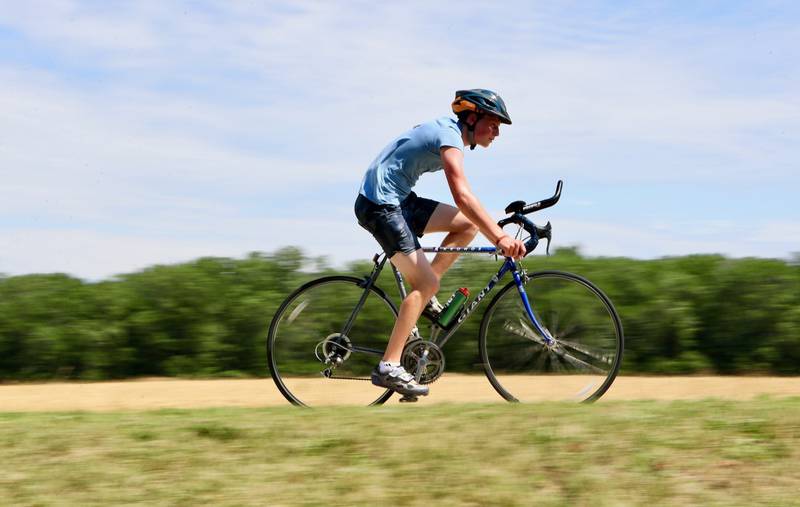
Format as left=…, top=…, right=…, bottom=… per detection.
left=497, top=235, right=526, bottom=259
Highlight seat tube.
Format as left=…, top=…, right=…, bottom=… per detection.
left=391, top=262, right=423, bottom=340
left=340, top=255, right=386, bottom=336
left=391, top=263, right=408, bottom=300
left=511, top=263, right=554, bottom=345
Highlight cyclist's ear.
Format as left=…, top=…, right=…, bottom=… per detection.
left=461, top=112, right=478, bottom=127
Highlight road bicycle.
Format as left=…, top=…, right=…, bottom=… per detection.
left=267, top=181, right=624, bottom=406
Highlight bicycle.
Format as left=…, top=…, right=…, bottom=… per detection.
left=267, top=181, right=624, bottom=406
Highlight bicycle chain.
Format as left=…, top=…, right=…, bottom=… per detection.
left=322, top=369, right=371, bottom=381
left=328, top=375, right=371, bottom=381
left=322, top=339, right=444, bottom=383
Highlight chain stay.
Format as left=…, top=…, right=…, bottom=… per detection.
left=322, top=368, right=371, bottom=381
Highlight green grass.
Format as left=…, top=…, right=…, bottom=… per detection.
left=2, top=399, right=800, bottom=506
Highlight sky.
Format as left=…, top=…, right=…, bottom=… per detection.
left=1, top=1, right=798, bottom=280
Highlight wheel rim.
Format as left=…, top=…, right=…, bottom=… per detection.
left=269, top=278, right=396, bottom=406
left=481, top=272, right=623, bottom=403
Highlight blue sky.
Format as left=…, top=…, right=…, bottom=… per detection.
left=1, top=1, right=798, bottom=280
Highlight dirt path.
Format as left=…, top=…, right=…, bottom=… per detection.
left=2, top=375, right=800, bottom=411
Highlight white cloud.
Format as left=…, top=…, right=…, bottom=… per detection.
left=3, top=213, right=795, bottom=281
left=0, top=215, right=381, bottom=281
left=555, top=217, right=798, bottom=260
left=0, top=1, right=798, bottom=278
left=1, top=1, right=161, bottom=53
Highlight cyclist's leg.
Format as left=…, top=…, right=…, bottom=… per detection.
left=355, top=194, right=440, bottom=362
left=383, top=249, right=439, bottom=363
left=423, top=202, right=479, bottom=279
left=355, top=194, right=434, bottom=396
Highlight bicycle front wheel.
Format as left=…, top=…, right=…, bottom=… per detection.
left=267, top=276, right=397, bottom=406
left=479, top=270, right=624, bottom=403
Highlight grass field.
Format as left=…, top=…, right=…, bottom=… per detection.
left=2, top=399, right=800, bottom=506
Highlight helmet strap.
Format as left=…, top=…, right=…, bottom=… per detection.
left=466, top=113, right=483, bottom=150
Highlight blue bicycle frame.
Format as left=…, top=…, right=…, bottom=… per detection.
left=348, top=180, right=565, bottom=354
left=385, top=246, right=555, bottom=349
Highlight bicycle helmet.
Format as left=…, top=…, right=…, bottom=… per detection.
left=452, top=89, right=512, bottom=125
left=451, top=89, right=511, bottom=150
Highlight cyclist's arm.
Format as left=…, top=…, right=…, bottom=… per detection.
left=441, top=147, right=525, bottom=258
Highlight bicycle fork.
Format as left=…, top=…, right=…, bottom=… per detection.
left=510, top=261, right=556, bottom=347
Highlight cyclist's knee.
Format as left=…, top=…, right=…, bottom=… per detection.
left=416, top=274, right=439, bottom=299
left=464, top=221, right=479, bottom=238
left=429, top=277, right=441, bottom=297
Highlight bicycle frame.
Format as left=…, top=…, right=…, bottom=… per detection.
left=343, top=246, right=554, bottom=358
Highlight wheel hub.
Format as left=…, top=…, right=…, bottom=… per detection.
left=320, top=333, right=352, bottom=364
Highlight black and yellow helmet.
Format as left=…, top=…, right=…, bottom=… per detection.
left=452, top=89, right=512, bottom=125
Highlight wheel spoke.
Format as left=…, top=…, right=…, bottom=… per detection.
left=551, top=352, right=567, bottom=373
left=554, top=322, right=580, bottom=340
left=549, top=309, right=560, bottom=335
left=553, top=347, right=607, bottom=374
left=480, top=271, right=623, bottom=402
left=533, top=347, right=548, bottom=372
left=502, top=318, right=547, bottom=345
left=287, top=299, right=309, bottom=323
left=268, top=277, right=397, bottom=406
left=556, top=338, right=615, bottom=365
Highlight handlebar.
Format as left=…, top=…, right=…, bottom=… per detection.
left=497, top=180, right=562, bottom=256
left=525, top=179, right=562, bottom=213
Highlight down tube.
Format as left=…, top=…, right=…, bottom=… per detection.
left=435, top=259, right=512, bottom=348
left=511, top=267, right=555, bottom=346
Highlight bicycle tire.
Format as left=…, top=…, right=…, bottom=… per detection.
left=267, top=276, right=397, bottom=406
left=479, top=270, right=624, bottom=403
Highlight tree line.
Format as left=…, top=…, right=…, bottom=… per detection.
left=1, top=247, right=798, bottom=380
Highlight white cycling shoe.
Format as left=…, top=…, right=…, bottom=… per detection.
left=371, top=364, right=429, bottom=397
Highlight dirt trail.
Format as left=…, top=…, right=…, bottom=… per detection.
left=2, top=375, right=799, bottom=411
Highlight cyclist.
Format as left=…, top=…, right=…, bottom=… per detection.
left=354, top=89, right=526, bottom=399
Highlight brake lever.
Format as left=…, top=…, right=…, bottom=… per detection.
left=535, top=222, right=552, bottom=256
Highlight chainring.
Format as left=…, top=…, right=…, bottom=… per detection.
left=401, top=340, right=445, bottom=384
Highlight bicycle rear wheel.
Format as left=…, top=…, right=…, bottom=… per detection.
left=479, top=270, right=623, bottom=403
left=267, top=276, right=396, bottom=406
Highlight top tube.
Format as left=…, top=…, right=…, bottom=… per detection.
left=421, top=246, right=497, bottom=254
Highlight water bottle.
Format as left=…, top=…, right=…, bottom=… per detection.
left=437, top=287, right=470, bottom=327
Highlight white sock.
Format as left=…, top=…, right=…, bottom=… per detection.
left=378, top=361, right=400, bottom=374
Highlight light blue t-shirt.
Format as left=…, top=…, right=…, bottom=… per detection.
left=359, top=117, right=463, bottom=205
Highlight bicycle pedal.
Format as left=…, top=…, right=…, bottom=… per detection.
left=398, top=395, right=419, bottom=403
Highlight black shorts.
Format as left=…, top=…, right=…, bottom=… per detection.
left=354, top=192, right=440, bottom=258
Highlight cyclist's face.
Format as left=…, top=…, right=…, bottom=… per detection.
left=473, top=115, right=502, bottom=147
